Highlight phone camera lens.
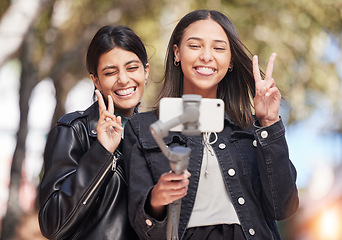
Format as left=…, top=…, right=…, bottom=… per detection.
left=217, top=103, right=221, bottom=107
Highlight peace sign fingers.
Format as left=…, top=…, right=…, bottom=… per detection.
left=95, top=89, right=123, bottom=153
left=253, top=53, right=277, bottom=95
left=253, top=53, right=281, bottom=127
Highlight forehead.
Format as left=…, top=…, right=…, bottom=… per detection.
left=98, top=47, right=140, bottom=66
left=181, top=19, right=229, bottom=43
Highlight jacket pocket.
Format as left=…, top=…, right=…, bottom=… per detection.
left=140, top=134, right=187, bottom=183
left=231, top=131, right=257, bottom=176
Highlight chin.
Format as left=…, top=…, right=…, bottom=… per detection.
left=118, top=101, right=138, bottom=111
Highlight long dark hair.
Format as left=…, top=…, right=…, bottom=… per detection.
left=159, top=10, right=262, bottom=129
left=86, top=25, right=148, bottom=77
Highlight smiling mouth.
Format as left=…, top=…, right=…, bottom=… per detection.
left=115, top=87, right=136, bottom=96
left=195, top=66, right=217, bottom=75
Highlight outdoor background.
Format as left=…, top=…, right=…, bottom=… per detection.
left=0, top=0, right=342, bottom=239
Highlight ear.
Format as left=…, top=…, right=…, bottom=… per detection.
left=173, top=44, right=180, bottom=62
left=229, top=57, right=234, bottom=68
left=90, top=74, right=101, bottom=91
left=229, top=61, right=234, bottom=69
left=144, top=63, right=150, bottom=81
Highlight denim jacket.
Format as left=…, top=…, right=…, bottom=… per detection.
left=123, top=110, right=299, bottom=240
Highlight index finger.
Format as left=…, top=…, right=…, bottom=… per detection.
left=265, top=53, right=277, bottom=81
left=161, top=171, right=190, bottom=181
left=95, top=89, right=106, bottom=113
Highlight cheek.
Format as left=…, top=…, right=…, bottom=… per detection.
left=178, top=48, right=193, bottom=63
left=180, top=57, right=193, bottom=73
left=131, top=71, right=147, bottom=85
left=219, top=57, right=230, bottom=71
left=100, top=77, right=116, bottom=91
left=181, top=53, right=194, bottom=65
left=219, top=54, right=231, bottom=65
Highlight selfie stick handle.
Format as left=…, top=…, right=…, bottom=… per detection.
left=150, top=95, right=202, bottom=240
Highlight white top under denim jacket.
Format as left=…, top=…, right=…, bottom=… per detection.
left=187, top=133, right=240, bottom=228
left=123, top=110, right=299, bottom=240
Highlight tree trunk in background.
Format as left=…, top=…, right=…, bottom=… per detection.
left=51, top=76, right=67, bottom=126
left=0, top=29, right=38, bottom=240
left=49, top=39, right=90, bottom=126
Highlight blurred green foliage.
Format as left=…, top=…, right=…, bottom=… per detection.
left=1, top=0, right=341, bottom=128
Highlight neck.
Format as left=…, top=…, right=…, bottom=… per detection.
left=115, top=108, right=134, bottom=117
left=183, top=87, right=217, bottom=98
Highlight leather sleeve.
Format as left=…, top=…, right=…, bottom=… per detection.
left=38, top=121, right=116, bottom=239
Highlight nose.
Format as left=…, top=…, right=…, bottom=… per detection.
left=200, top=47, right=213, bottom=62
left=117, top=71, right=129, bottom=84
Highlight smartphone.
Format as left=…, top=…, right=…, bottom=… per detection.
left=159, top=97, right=225, bottom=132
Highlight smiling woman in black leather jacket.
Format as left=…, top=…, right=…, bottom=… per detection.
left=38, top=25, right=149, bottom=240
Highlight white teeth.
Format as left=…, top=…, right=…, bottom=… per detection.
left=196, top=67, right=215, bottom=74
left=115, top=87, right=135, bottom=96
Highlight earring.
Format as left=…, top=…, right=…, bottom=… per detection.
left=174, top=60, right=179, bottom=66
left=229, top=62, right=233, bottom=72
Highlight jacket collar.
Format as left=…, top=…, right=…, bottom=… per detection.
left=84, top=101, right=99, bottom=138
left=224, top=112, right=239, bottom=127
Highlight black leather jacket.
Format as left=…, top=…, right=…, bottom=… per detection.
left=38, top=101, right=138, bottom=240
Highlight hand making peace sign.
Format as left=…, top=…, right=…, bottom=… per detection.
left=95, top=90, right=123, bottom=153
left=253, top=53, right=281, bottom=127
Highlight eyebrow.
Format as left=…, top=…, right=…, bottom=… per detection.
left=101, top=59, right=141, bottom=72
left=186, top=37, right=228, bottom=45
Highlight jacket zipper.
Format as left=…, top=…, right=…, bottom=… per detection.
left=82, top=155, right=118, bottom=205
left=71, top=197, right=100, bottom=240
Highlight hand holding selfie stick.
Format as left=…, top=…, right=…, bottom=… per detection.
left=150, top=95, right=202, bottom=240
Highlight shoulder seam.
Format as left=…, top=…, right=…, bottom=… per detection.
left=58, top=111, right=87, bottom=125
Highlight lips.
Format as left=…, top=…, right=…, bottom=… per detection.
left=195, top=66, right=217, bottom=75
left=115, top=87, right=136, bottom=96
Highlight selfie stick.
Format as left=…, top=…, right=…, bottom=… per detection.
left=150, top=95, right=202, bottom=240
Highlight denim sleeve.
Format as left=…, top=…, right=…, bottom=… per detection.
left=254, top=118, right=299, bottom=220
left=123, top=118, right=167, bottom=240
